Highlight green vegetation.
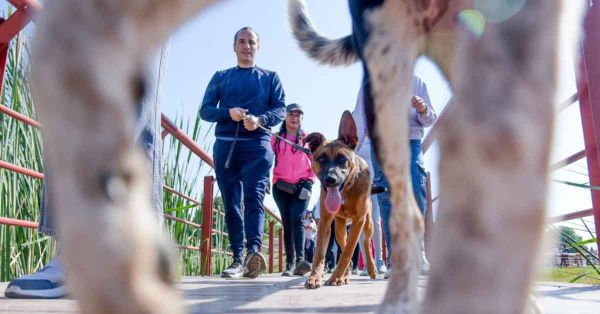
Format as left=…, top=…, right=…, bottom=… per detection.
left=0, top=33, right=281, bottom=280
left=0, top=36, right=55, bottom=282
left=541, top=267, right=600, bottom=285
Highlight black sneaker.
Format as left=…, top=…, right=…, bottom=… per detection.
left=243, top=251, right=267, bottom=278
left=293, top=260, right=311, bottom=276
left=221, top=259, right=244, bottom=279
left=282, top=263, right=294, bottom=277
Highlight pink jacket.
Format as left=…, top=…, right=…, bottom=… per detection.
left=271, top=134, right=316, bottom=184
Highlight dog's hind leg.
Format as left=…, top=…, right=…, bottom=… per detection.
left=31, top=1, right=220, bottom=313
left=306, top=207, right=335, bottom=289
left=355, top=1, right=422, bottom=313
left=422, top=0, right=563, bottom=313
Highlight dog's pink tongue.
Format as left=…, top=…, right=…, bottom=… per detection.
left=325, top=187, right=342, bottom=213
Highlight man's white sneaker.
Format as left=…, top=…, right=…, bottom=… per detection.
left=384, top=269, right=391, bottom=279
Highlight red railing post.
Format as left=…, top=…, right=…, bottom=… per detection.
left=278, top=227, right=283, bottom=272
left=268, top=220, right=274, bottom=273
left=577, top=2, right=600, bottom=253
left=0, top=23, right=9, bottom=96
left=200, top=175, right=215, bottom=276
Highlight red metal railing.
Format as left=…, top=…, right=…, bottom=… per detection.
left=0, top=103, right=285, bottom=275
left=418, top=6, right=600, bottom=254
left=576, top=2, right=600, bottom=252
left=0, top=0, right=283, bottom=274
left=0, top=0, right=286, bottom=273
left=161, top=114, right=284, bottom=274
left=0, top=0, right=282, bottom=278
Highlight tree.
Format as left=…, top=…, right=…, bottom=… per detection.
left=558, top=226, right=583, bottom=253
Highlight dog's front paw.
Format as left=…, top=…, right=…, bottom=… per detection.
left=305, top=273, right=323, bottom=289
left=369, top=270, right=377, bottom=279
left=325, top=274, right=349, bottom=286
left=367, top=265, right=377, bottom=279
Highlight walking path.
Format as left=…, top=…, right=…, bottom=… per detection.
left=1, top=274, right=599, bottom=313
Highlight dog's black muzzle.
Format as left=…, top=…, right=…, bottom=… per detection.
left=320, top=171, right=347, bottom=189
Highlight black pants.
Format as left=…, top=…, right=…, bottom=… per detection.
left=305, top=238, right=315, bottom=263
left=326, top=222, right=360, bottom=270
left=273, top=184, right=309, bottom=264
left=326, top=221, right=341, bottom=269
left=348, top=225, right=360, bottom=270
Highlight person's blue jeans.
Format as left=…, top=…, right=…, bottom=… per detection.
left=213, top=139, right=273, bottom=262
left=273, top=185, right=309, bottom=264
left=38, top=98, right=164, bottom=235
left=372, top=139, right=427, bottom=263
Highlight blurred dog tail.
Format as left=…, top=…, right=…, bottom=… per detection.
left=288, top=0, right=359, bottom=66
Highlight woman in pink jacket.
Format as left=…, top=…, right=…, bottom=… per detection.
left=272, top=103, right=316, bottom=277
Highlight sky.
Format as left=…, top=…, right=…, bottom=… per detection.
left=156, top=0, right=453, bottom=216
left=156, top=0, right=594, bottom=238
left=3, top=1, right=595, bottom=241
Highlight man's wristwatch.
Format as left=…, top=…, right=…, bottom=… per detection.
left=419, top=106, right=428, bottom=115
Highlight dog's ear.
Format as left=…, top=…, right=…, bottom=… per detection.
left=305, top=132, right=326, bottom=153
left=338, top=110, right=358, bottom=150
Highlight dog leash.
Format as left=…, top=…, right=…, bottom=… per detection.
left=241, top=114, right=312, bottom=155
left=224, top=122, right=240, bottom=169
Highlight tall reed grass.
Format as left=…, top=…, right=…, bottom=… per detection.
left=161, top=114, right=233, bottom=276
left=0, top=35, right=56, bottom=281
left=0, top=32, right=281, bottom=280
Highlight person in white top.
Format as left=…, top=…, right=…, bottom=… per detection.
left=303, top=211, right=317, bottom=263
left=352, top=86, right=387, bottom=275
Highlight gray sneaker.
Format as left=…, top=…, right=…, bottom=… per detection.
left=221, top=259, right=244, bottom=279
left=293, top=260, right=311, bottom=276
left=282, top=263, right=294, bottom=277
left=243, top=252, right=267, bottom=278
left=4, top=257, right=67, bottom=299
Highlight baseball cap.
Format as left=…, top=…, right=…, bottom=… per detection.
left=286, top=103, right=304, bottom=114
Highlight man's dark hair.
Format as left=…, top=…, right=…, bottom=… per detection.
left=233, top=27, right=259, bottom=46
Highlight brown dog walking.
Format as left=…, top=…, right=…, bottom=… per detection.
left=305, top=111, right=377, bottom=289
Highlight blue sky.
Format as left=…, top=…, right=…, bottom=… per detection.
left=3, top=1, right=594, bottom=240
left=157, top=1, right=595, bottom=240
left=158, top=0, right=592, bottom=233
left=158, top=0, right=453, bottom=212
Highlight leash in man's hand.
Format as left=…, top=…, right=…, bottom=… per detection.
left=241, top=113, right=312, bottom=155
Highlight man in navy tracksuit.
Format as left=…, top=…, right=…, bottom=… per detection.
left=200, top=27, right=285, bottom=279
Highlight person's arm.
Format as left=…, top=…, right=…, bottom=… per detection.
left=415, top=81, right=437, bottom=127
left=199, top=72, right=230, bottom=123
left=352, top=86, right=367, bottom=152
left=257, top=72, right=286, bottom=128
